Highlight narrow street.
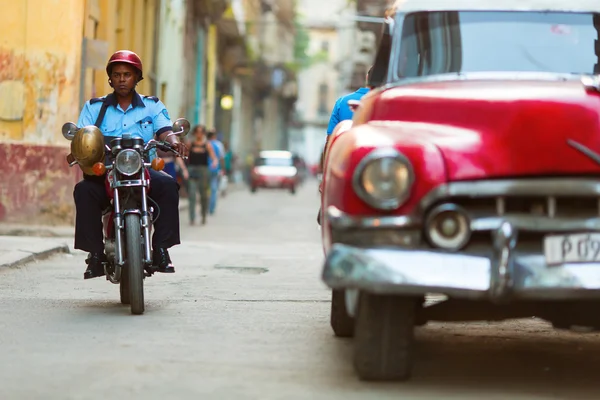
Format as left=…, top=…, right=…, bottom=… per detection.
left=0, top=180, right=599, bottom=399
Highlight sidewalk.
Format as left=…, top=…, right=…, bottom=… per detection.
left=0, top=181, right=247, bottom=269
left=0, top=236, right=70, bottom=269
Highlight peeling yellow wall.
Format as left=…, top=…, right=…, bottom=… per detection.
left=0, top=0, right=85, bottom=145
left=89, top=0, right=158, bottom=99
left=0, top=0, right=158, bottom=146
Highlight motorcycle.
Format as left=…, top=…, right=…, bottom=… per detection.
left=61, top=119, right=190, bottom=315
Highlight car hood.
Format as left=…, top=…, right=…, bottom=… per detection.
left=376, top=78, right=600, bottom=180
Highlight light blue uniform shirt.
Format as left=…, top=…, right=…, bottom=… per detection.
left=77, top=91, right=172, bottom=161
left=326, top=87, right=370, bottom=135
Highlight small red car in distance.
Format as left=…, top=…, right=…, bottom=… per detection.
left=250, top=150, right=299, bottom=194
left=320, top=0, right=600, bottom=382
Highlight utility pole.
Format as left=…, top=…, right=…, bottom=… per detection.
left=206, top=23, right=218, bottom=129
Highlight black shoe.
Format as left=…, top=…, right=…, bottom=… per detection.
left=84, top=252, right=107, bottom=280
left=153, top=248, right=175, bottom=273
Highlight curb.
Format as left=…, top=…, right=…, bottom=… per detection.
left=0, top=244, right=71, bottom=269
left=0, top=226, right=73, bottom=238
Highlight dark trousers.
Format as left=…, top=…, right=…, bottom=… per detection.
left=187, top=165, right=209, bottom=222
left=73, top=169, right=181, bottom=253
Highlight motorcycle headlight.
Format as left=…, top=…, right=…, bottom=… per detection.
left=115, top=149, right=142, bottom=176
left=353, top=148, right=414, bottom=210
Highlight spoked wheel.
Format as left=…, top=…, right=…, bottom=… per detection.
left=125, top=214, right=144, bottom=315
left=353, top=292, right=419, bottom=381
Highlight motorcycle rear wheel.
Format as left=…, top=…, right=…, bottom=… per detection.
left=125, top=213, right=144, bottom=315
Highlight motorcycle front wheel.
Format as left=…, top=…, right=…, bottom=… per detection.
left=125, top=213, right=144, bottom=315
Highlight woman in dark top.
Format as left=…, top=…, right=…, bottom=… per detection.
left=180, top=125, right=217, bottom=225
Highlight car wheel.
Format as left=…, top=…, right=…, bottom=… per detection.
left=251, top=186, right=257, bottom=193
left=353, top=292, right=418, bottom=381
left=290, top=185, right=296, bottom=195
left=330, top=290, right=354, bottom=337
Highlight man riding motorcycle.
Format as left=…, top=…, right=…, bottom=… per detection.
left=73, top=50, right=188, bottom=280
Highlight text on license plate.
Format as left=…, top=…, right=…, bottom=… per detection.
left=544, top=233, right=600, bottom=265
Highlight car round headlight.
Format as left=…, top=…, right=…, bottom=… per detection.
left=115, top=149, right=142, bottom=176
left=425, top=204, right=471, bottom=251
left=353, top=148, right=414, bottom=210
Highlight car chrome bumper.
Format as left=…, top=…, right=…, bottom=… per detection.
left=323, top=221, right=600, bottom=301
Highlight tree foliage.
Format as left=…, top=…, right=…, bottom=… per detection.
left=291, top=15, right=311, bottom=72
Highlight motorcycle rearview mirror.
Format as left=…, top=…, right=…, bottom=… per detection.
left=172, top=118, right=191, bottom=136
left=62, top=122, right=78, bottom=141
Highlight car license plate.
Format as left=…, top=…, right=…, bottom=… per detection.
left=544, top=233, right=600, bottom=265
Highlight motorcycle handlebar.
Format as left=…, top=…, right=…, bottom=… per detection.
left=148, top=140, right=187, bottom=160
left=100, top=139, right=187, bottom=160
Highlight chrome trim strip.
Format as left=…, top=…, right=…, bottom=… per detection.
left=140, top=186, right=152, bottom=264
left=112, top=186, right=124, bottom=268
left=490, top=221, right=517, bottom=302
left=327, top=205, right=600, bottom=233
left=323, top=243, right=492, bottom=299
left=471, top=215, right=600, bottom=232
left=113, top=180, right=146, bottom=188
left=419, top=178, right=600, bottom=213
left=581, top=75, right=600, bottom=93
left=547, top=196, right=556, bottom=218
left=351, top=147, right=415, bottom=211
left=322, top=243, right=600, bottom=301
left=326, top=205, right=419, bottom=230
left=122, top=210, right=142, bottom=216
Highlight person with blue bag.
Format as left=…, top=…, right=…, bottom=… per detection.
left=207, top=129, right=224, bottom=215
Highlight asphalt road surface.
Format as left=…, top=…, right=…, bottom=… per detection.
left=0, top=180, right=599, bottom=399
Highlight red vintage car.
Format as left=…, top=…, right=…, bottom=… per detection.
left=320, top=0, right=600, bottom=382
left=250, top=150, right=299, bottom=194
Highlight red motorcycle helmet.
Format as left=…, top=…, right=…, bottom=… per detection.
left=106, top=50, right=144, bottom=81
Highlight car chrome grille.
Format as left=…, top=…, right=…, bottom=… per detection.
left=453, top=196, right=600, bottom=219
left=460, top=196, right=600, bottom=254
left=421, top=178, right=600, bottom=253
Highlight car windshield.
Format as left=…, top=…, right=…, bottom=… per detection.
left=256, top=157, right=293, bottom=167
left=395, top=11, right=600, bottom=78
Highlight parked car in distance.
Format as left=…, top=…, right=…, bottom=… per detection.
left=250, top=150, right=298, bottom=194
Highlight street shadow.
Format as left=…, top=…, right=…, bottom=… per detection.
left=65, top=298, right=171, bottom=317
left=411, top=325, right=600, bottom=396
left=326, top=322, right=600, bottom=398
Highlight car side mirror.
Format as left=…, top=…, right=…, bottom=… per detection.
left=348, top=100, right=361, bottom=112
left=62, top=122, right=78, bottom=141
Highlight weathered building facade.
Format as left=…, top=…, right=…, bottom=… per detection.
left=1, top=0, right=86, bottom=222
left=290, top=0, right=357, bottom=167
left=0, top=0, right=302, bottom=222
